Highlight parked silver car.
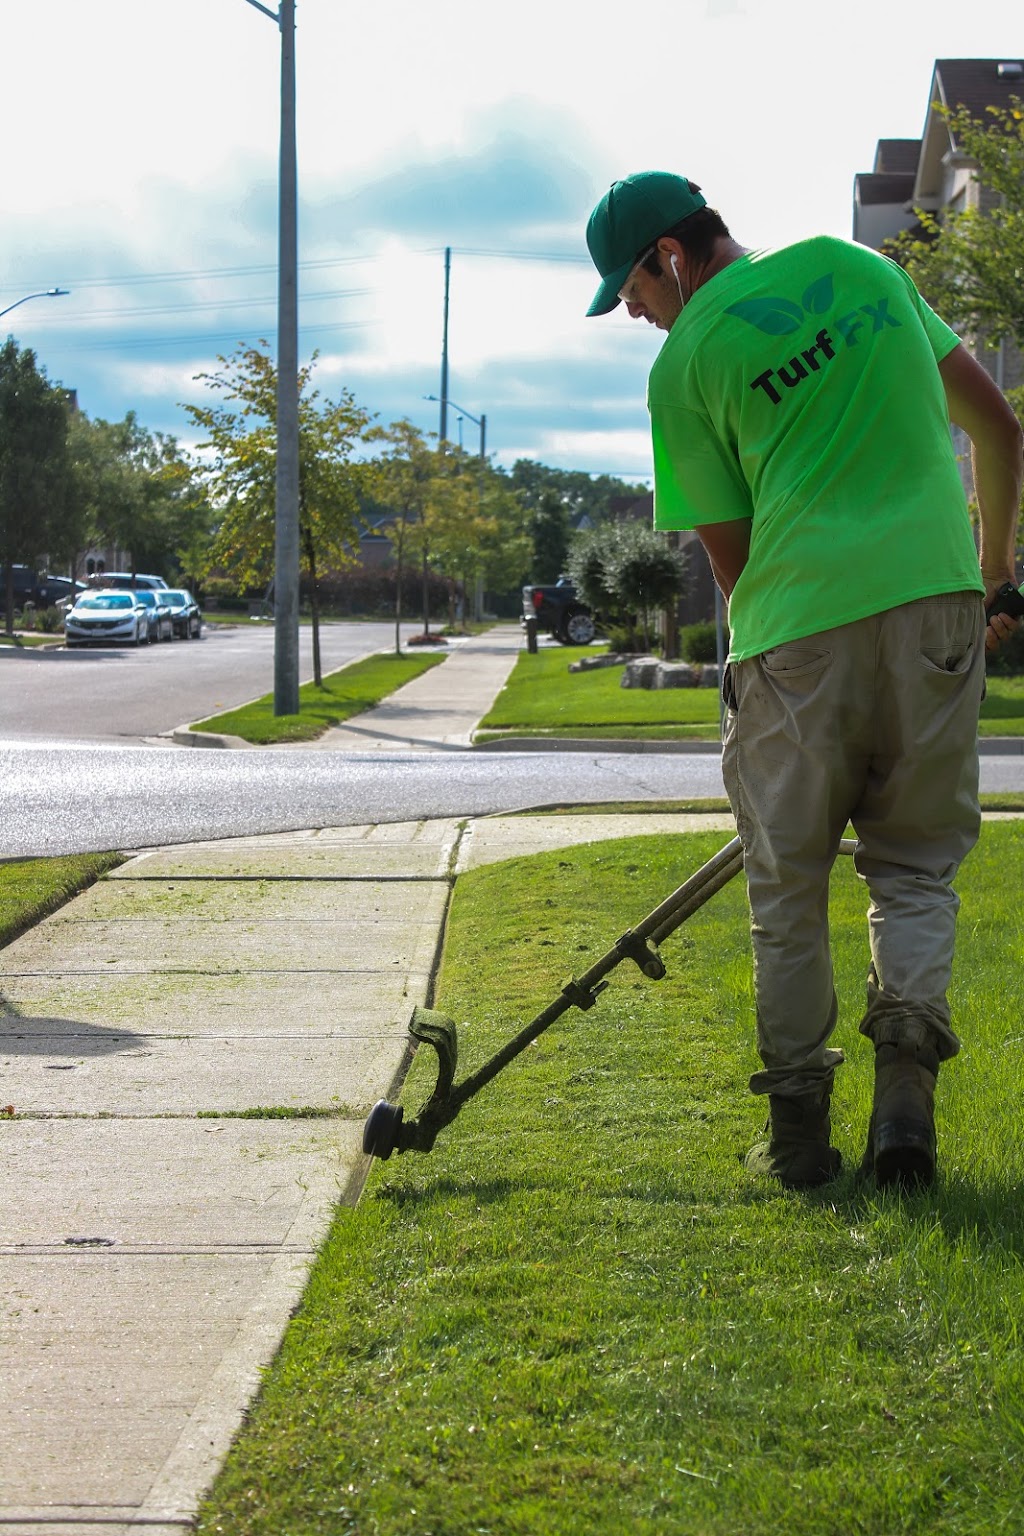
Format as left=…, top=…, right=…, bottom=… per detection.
left=161, top=588, right=203, bottom=639
left=64, top=590, right=151, bottom=647
left=133, top=588, right=174, bottom=642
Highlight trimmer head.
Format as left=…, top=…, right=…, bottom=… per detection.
left=362, top=1098, right=404, bottom=1159
left=362, top=1005, right=460, bottom=1159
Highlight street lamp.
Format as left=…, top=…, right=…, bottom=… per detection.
left=424, top=395, right=486, bottom=460
left=244, top=0, right=299, bottom=716
left=0, top=288, right=70, bottom=321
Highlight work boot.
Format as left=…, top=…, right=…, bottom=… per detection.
left=744, top=1090, right=841, bottom=1189
left=862, top=1040, right=940, bottom=1190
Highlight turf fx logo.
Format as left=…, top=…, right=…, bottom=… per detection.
left=725, top=274, right=902, bottom=405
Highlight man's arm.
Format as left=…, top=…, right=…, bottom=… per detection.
left=693, top=517, right=752, bottom=598
left=938, top=344, right=1024, bottom=650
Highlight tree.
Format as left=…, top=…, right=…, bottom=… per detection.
left=0, top=338, right=70, bottom=634
left=567, top=520, right=688, bottom=650
left=367, top=419, right=440, bottom=652
left=185, top=343, right=374, bottom=686
left=368, top=426, right=531, bottom=644
left=62, top=412, right=201, bottom=583
left=529, top=489, right=571, bottom=583
left=507, top=460, right=649, bottom=528
left=886, top=98, right=1024, bottom=351
left=427, top=449, right=531, bottom=624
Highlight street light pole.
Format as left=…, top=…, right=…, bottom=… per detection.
left=438, top=248, right=451, bottom=446
left=244, top=0, right=299, bottom=716
left=424, top=395, right=485, bottom=460
left=0, top=288, right=69, bottom=321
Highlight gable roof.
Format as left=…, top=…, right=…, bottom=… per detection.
left=916, top=58, right=1024, bottom=200
left=873, top=139, right=921, bottom=174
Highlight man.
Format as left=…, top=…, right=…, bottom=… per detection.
left=586, top=171, right=1024, bottom=1190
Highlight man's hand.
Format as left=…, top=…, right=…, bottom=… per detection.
left=984, top=577, right=1024, bottom=653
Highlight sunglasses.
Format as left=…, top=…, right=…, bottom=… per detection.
left=617, top=243, right=657, bottom=302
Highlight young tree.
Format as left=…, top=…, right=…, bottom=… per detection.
left=0, top=339, right=71, bottom=633
left=185, top=343, right=374, bottom=685
left=368, top=419, right=440, bottom=651
left=427, top=449, right=531, bottom=625
left=567, top=520, right=688, bottom=650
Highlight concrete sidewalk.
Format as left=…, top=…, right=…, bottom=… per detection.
left=0, top=809, right=735, bottom=1533
left=173, top=626, right=525, bottom=752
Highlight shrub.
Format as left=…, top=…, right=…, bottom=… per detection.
left=680, top=620, right=728, bottom=664
left=35, top=605, right=64, bottom=633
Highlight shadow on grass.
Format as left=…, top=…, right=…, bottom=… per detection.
left=795, top=1165, right=1024, bottom=1259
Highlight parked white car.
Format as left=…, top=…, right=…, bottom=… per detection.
left=64, top=590, right=151, bottom=648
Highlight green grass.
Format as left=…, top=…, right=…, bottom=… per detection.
left=189, top=651, right=447, bottom=744
left=0, top=853, right=124, bottom=948
left=196, top=821, right=1024, bottom=1536
left=0, top=631, right=58, bottom=647
left=478, top=648, right=1024, bottom=740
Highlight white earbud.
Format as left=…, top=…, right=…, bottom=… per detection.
left=669, top=252, right=685, bottom=306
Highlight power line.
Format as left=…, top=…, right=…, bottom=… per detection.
left=61, top=285, right=371, bottom=323
left=57, top=319, right=368, bottom=352
left=2, top=244, right=591, bottom=303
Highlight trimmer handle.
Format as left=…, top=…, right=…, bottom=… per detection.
left=985, top=582, right=1024, bottom=622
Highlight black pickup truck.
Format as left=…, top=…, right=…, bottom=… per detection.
left=521, top=578, right=596, bottom=645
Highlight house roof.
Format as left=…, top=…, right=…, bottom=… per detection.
left=855, top=171, right=917, bottom=207
left=933, top=58, right=1024, bottom=129
left=916, top=58, right=1024, bottom=200
left=873, top=139, right=921, bottom=174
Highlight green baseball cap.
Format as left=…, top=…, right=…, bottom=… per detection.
left=585, top=171, right=707, bottom=316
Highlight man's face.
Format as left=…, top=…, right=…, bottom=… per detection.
left=618, top=243, right=684, bottom=331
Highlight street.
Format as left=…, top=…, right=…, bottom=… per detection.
left=0, top=741, right=733, bottom=856
left=3, top=621, right=1024, bottom=858
left=0, top=620, right=417, bottom=746
left=0, top=620, right=402, bottom=743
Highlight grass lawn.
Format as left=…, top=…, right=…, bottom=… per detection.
left=478, top=647, right=1024, bottom=740
left=0, top=853, right=124, bottom=948
left=0, top=632, right=59, bottom=648
left=189, top=650, right=447, bottom=744
left=197, top=820, right=1024, bottom=1536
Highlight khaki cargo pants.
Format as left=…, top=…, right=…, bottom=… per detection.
left=721, top=592, right=986, bottom=1098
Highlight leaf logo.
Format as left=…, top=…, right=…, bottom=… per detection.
left=726, top=274, right=835, bottom=334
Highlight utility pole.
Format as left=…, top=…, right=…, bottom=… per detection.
left=244, top=0, right=299, bottom=716
left=274, top=0, right=299, bottom=715
left=438, top=247, right=450, bottom=446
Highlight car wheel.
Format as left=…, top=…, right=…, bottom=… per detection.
left=134, top=625, right=145, bottom=647
left=560, top=608, right=596, bottom=645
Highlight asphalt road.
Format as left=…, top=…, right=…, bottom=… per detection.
left=3, top=622, right=1023, bottom=859
left=0, top=620, right=402, bottom=742
left=0, top=741, right=733, bottom=857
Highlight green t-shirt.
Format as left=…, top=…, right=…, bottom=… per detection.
left=648, top=236, right=983, bottom=661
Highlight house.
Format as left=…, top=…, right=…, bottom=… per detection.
left=853, top=57, right=1024, bottom=463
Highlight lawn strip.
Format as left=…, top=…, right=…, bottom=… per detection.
left=0, top=852, right=124, bottom=950
left=197, top=823, right=1024, bottom=1536
left=480, top=648, right=1024, bottom=739
left=189, top=650, right=447, bottom=744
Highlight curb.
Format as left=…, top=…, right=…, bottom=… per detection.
left=171, top=726, right=253, bottom=749
left=471, top=736, right=725, bottom=754
left=169, top=726, right=1024, bottom=756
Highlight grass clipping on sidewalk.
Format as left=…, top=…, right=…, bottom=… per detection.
left=198, top=824, right=1024, bottom=1536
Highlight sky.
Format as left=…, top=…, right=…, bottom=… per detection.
left=1, top=0, right=1018, bottom=486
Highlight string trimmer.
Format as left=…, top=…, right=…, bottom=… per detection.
left=363, top=834, right=856, bottom=1160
